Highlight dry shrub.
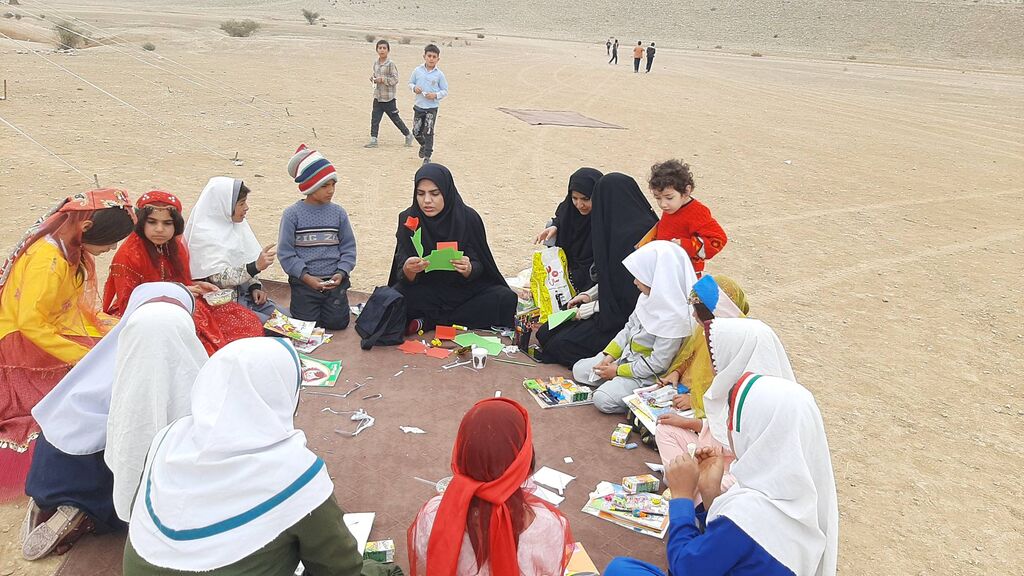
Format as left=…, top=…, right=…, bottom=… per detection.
left=751, top=51, right=763, bottom=57
left=302, top=9, right=319, bottom=25
left=142, top=42, right=156, bottom=51
left=220, top=19, right=260, bottom=38
left=400, top=36, right=411, bottom=45
left=54, top=21, right=83, bottom=49
left=476, top=33, right=484, bottom=38
left=365, top=33, right=376, bottom=42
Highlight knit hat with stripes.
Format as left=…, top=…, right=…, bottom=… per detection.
left=287, top=144, right=338, bottom=195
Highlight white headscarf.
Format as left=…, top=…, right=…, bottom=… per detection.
left=704, top=318, right=795, bottom=445
left=707, top=376, right=839, bottom=576
left=32, top=282, right=195, bottom=455
left=621, top=240, right=698, bottom=339
left=105, top=302, right=208, bottom=522
left=129, top=338, right=334, bottom=572
left=183, top=177, right=262, bottom=280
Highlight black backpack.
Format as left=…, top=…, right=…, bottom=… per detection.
left=354, top=286, right=407, bottom=350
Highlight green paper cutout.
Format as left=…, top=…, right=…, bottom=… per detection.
left=547, top=308, right=577, bottom=330
left=424, top=247, right=464, bottom=272
left=453, top=333, right=505, bottom=356
left=411, top=228, right=424, bottom=258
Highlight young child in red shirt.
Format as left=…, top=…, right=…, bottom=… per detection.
left=646, top=160, right=727, bottom=276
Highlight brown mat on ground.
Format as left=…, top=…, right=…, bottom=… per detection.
left=56, top=283, right=666, bottom=575
left=498, top=107, right=624, bottom=129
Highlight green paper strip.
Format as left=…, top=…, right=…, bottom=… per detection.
left=453, top=333, right=505, bottom=356
left=547, top=308, right=577, bottom=330
left=424, top=247, right=464, bottom=273
left=411, top=228, right=424, bottom=258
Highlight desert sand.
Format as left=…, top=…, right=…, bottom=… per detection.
left=1, top=0, right=1023, bottom=574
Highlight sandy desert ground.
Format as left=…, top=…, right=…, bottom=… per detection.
left=0, top=0, right=1023, bottom=574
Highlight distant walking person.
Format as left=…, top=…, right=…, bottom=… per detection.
left=365, top=39, right=414, bottom=149
left=609, top=38, right=618, bottom=64
left=646, top=42, right=656, bottom=73
left=633, top=41, right=644, bottom=73
left=606, top=37, right=612, bottom=56
left=409, top=44, right=448, bottom=165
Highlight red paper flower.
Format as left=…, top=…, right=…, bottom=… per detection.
left=404, top=216, right=420, bottom=232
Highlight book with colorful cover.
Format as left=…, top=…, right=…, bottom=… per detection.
left=581, top=482, right=669, bottom=539
left=523, top=377, right=593, bottom=409
left=264, top=310, right=316, bottom=341
left=564, top=542, right=600, bottom=575
left=298, top=354, right=342, bottom=387
left=624, top=386, right=695, bottom=436
left=294, top=328, right=332, bottom=354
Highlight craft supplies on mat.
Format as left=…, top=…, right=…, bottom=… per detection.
left=581, top=482, right=668, bottom=539
left=622, top=474, right=661, bottom=494
left=610, top=423, right=633, bottom=448
left=298, top=354, right=342, bottom=387
left=364, top=540, right=395, bottom=563
left=264, top=310, right=317, bottom=341
left=523, top=377, right=594, bottom=408
left=623, top=385, right=696, bottom=436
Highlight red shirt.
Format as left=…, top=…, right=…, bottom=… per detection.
left=654, top=198, right=727, bottom=274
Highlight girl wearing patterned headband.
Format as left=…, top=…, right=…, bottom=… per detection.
left=0, top=189, right=135, bottom=499
left=103, top=191, right=263, bottom=355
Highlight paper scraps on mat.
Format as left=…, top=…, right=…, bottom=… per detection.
left=400, top=426, right=427, bottom=434
left=424, top=247, right=464, bottom=272
left=435, top=325, right=457, bottom=340
left=453, top=333, right=504, bottom=356
left=343, top=513, right=374, bottom=554
left=398, top=340, right=428, bottom=355
left=564, top=456, right=574, bottom=464
left=533, top=466, right=576, bottom=494
left=531, top=484, right=564, bottom=506
left=425, top=347, right=451, bottom=359
left=646, top=462, right=665, bottom=474
left=547, top=308, right=577, bottom=329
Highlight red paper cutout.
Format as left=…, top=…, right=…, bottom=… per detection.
left=425, top=347, right=452, bottom=359
left=436, top=241, right=459, bottom=250
left=398, top=340, right=428, bottom=354
left=435, top=325, right=457, bottom=340
left=404, top=216, right=420, bottom=232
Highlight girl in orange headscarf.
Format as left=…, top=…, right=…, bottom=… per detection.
left=103, top=191, right=263, bottom=355
left=0, top=189, right=135, bottom=498
left=408, top=398, right=574, bottom=576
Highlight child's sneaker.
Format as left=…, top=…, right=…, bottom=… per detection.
left=363, top=137, right=378, bottom=148
left=405, top=133, right=414, bottom=147
left=422, top=157, right=431, bottom=165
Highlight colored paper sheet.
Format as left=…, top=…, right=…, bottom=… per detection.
left=436, top=241, right=459, bottom=250
left=453, top=333, right=505, bottom=356
left=435, top=325, right=457, bottom=340
left=564, top=543, right=599, bottom=575
left=547, top=308, right=577, bottom=329
left=398, top=340, right=428, bottom=355
left=411, top=228, right=424, bottom=257
left=424, top=247, right=464, bottom=272
left=425, top=347, right=452, bottom=359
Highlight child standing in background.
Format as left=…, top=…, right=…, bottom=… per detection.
left=647, top=160, right=727, bottom=276
left=409, top=44, right=449, bottom=165
left=365, top=39, right=414, bottom=149
left=278, top=145, right=357, bottom=330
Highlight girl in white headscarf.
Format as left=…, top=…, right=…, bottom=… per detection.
left=183, top=177, right=284, bottom=322
left=124, top=338, right=397, bottom=576
left=605, top=360, right=838, bottom=576
left=572, top=241, right=698, bottom=413
left=23, top=282, right=204, bottom=561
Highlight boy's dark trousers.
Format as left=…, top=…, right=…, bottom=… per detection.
left=646, top=55, right=654, bottom=72
left=634, top=57, right=641, bottom=72
left=609, top=50, right=617, bottom=64
left=370, top=98, right=410, bottom=138
left=288, top=275, right=351, bottom=330
left=412, top=106, right=438, bottom=158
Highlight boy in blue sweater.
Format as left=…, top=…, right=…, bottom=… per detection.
left=278, top=145, right=357, bottom=329
left=408, top=44, right=448, bottom=165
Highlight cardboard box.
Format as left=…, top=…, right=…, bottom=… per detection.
left=622, top=474, right=661, bottom=494
left=610, top=423, right=632, bottom=448
left=363, top=540, right=395, bottom=563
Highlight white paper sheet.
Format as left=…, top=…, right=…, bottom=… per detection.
left=343, top=512, right=375, bottom=554
left=531, top=484, right=565, bottom=506
left=532, top=466, right=576, bottom=493
left=645, top=462, right=665, bottom=474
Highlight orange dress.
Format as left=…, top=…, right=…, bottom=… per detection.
left=103, top=234, right=263, bottom=355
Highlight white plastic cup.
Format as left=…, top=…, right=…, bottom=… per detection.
left=471, top=347, right=487, bottom=369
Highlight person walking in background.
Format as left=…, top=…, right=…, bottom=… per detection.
left=609, top=38, right=618, bottom=64
left=633, top=41, right=644, bottom=72
left=646, top=42, right=656, bottom=72
left=365, top=39, right=414, bottom=149
left=606, top=37, right=612, bottom=56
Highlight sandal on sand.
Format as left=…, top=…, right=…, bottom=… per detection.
left=22, top=505, right=88, bottom=561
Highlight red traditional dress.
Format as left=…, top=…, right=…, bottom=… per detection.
left=651, top=198, right=728, bottom=276
left=102, top=192, right=263, bottom=355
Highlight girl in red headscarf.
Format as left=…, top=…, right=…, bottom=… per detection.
left=408, top=398, right=574, bottom=576
left=103, top=191, right=263, bottom=354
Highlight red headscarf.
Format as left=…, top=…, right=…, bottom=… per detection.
left=408, top=398, right=573, bottom=576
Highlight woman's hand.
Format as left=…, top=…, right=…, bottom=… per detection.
left=256, top=243, right=277, bottom=271
left=695, top=446, right=726, bottom=508
left=567, top=292, right=592, bottom=308
left=403, top=256, right=429, bottom=281
left=672, top=393, right=692, bottom=411
left=665, top=454, right=699, bottom=500
left=534, top=226, right=557, bottom=244
left=451, top=256, right=473, bottom=279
